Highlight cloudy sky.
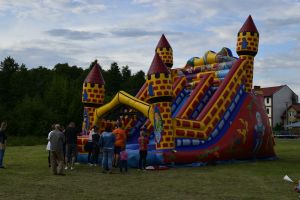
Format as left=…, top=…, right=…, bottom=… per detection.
left=0, top=0, right=299, bottom=94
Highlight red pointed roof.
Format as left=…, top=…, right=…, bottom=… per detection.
left=156, top=34, right=171, bottom=49
left=261, top=85, right=285, bottom=97
left=239, top=15, right=258, bottom=33
left=84, top=61, right=105, bottom=85
left=147, top=53, right=170, bottom=75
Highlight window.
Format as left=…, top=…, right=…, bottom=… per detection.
left=265, top=97, right=271, bottom=105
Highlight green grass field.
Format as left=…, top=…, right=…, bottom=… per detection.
left=0, top=139, right=300, bottom=200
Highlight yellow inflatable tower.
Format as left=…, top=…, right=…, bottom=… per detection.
left=155, top=34, right=173, bottom=69
left=147, top=53, right=174, bottom=149
left=236, top=15, right=259, bottom=92
left=82, top=60, right=105, bottom=133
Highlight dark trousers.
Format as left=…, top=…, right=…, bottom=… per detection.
left=48, top=150, right=51, bottom=167
left=139, top=150, right=147, bottom=169
left=120, top=160, right=128, bottom=172
left=50, top=151, right=65, bottom=175
left=91, top=144, right=99, bottom=164
left=0, top=149, right=5, bottom=167
left=66, top=144, right=77, bottom=165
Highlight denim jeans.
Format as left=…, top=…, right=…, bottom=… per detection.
left=102, top=149, right=113, bottom=171
left=0, top=149, right=5, bottom=167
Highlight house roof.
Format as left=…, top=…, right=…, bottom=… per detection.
left=84, top=61, right=105, bottom=84
left=290, top=104, right=300, bottom=112
left=281, top=103, right=300, bottom=119
left=261, top=85, right=285, bottom=97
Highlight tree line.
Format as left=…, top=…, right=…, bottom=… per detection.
left=0, top=57, right=145, bottom=136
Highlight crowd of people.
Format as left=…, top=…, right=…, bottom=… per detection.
left=47, top=120, right=149, bottom=176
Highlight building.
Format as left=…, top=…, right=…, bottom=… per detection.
left=281, top=103, right=300, bottom=126
left=261, top=85, right=298, bottom=128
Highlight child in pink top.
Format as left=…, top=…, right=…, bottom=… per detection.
left=119, top=147, right=128, bottom=173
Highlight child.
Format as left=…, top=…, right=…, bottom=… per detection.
left=119, top=147, right=128, bottom=173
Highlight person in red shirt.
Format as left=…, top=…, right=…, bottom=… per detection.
left=138, top=127, right=149, bottom=170
left=112, top=123, right=127, bottom=167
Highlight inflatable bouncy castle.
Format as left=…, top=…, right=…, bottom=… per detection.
left=77, top=15, right=276, bottom=166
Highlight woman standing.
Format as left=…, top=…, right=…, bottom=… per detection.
left=0, top=121, right=8, bottom=169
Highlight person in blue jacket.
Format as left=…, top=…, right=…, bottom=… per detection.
left=99, top=124, right=115, bottom=174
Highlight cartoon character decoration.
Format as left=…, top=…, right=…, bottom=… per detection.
left=83, top=90, right=88, bottom=101
left=253, top=112, right=265, bottom=154
left=83, top=108, right=90, bottom=135
left=153, top=106, right=163, bottom=143
left=148, top=83, right=154, bottom=97
left=241, top=38, right=248, bottom=49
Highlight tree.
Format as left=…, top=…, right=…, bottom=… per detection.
left=0, top=57, right=147, bottom=137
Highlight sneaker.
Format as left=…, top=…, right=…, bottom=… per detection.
left=88, top=163, right=93, bottom=166
left=71, top=167, right=74, bottom=170
left=64, top=166, right=68, bottom=170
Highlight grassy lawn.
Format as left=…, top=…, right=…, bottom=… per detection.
left=0, top=139, right=300, bottom=200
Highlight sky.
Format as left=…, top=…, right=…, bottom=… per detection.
left=0, top=0, right=299, bottom=95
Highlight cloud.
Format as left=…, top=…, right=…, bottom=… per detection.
left=46, top=29, right=107, bottom=40
left=0, top=47, right=82, bottom=68
left=111, top=29, right=182, bottom=37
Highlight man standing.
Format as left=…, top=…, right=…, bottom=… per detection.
left=99, top=125, right=115, bottom=174
left=49, top=124, right=65, bottom=175
left=65, top=122, right=80, bottom=170
left=0, top=121, right=8, bottom=169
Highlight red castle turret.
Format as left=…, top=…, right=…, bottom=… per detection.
left=236, top=15, right=259, bottom=92
left=155, top=34, right=173, bottom=68
left=147, top=53, right=174, bottom=149
left=82, top=60, right=105, bottom=133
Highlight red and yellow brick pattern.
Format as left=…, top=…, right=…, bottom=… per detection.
left=147, top=73, right=172, bottom=98
left=156, top=47, right=173, bottom=68
left=82, top=83, right=105, bottom=104
left=154, top=102, right=174, bottom=149
left=240, top=55, right=254, bottom=92
left=236, top=32, right=259, bottom=54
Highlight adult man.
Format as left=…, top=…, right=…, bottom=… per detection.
left=49, top=124, right=65, bottom=175
left=65, top=122, right=80, bottom=170
left=99, top=125, right=115, bottom=174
